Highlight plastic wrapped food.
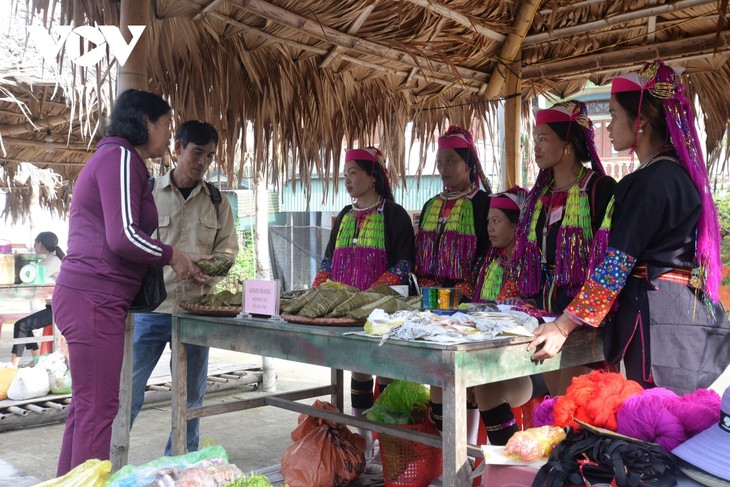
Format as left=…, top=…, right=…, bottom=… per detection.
left=504, top=426, right=567, bottom=462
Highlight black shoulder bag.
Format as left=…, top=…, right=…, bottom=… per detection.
left=130, top=178, right=167, bottom=312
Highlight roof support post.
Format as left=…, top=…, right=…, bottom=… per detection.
left=117, top=0, right=151, bottom=92
left=503, top=61, right=522, bottom=189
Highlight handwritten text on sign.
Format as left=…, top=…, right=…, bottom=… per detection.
left=244, top=280, right=280, bottom=317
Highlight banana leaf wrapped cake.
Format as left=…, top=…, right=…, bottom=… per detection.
left=281, top=283, right=419, bottom=322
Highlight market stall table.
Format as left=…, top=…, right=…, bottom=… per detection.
left=171, top=314, right=604, bottom=486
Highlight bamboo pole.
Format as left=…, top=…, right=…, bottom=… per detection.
left=523, top=29, right=730, bottom=79
left=483, top=0, right=541, bottom=100
left=0, top=113, right=86, bottom=136
left=401, top=0, right=505, bottom=42
left=117, top=0, right=151, bottom=92
left=0, top=137, right=93, bottom=152
left=231, top=0, right=490, bottom=88
left=192, top=0, right=226, bottom=22
left=110, top=314, right=135, bottom=472
left=524, top=0, right=717, bottom=45
left=0, top=158, right=87, bottom=166
left=320, top=2, right=378, bottom=69
left=503, top=61, right=522, bottom=189
left=553, top=52, right=729, bottom=81
left=182, top=3, right=483, bottom=93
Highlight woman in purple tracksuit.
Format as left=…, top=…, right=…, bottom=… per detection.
left=53, top=90, right=209, bottom=475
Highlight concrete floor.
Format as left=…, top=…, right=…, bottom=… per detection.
left=0, top=332, right=338, bottom=485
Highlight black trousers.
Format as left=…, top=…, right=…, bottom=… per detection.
left=11, top=305, right=52, bottom=356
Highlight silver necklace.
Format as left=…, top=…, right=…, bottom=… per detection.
left=352, top=197, right=383, bottom=212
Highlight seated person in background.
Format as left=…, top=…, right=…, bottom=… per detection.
left=472, top=187, right=527, bottom=303
left=10, top=232, right=65, bottom=367
left=470, top=189, right=534, bottom=446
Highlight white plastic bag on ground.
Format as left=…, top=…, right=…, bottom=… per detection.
left=36, top=352, right=71, bottom=394
left=7, top=366, right=50, bottom=400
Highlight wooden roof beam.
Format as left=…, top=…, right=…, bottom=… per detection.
left=0, top=157, right=86, bottom=166
left=320, top=2, right=378, bottom=69
left=483, top=0, right=541, bottom=99
left=198, top=7, right=481, bottom=93
left=525, top=0, right=718, bottom=45
left=401, top=0, right=505, bottom=42
left=539, top=0, right=603, bottom=15
left=0, top=113, right=74, bottom=136
left=647, top=0, right=658, bottom=43
left=557, top=52, right=730, bottom=81
left=523, top=29, right=730, bottom=79
left=230, top=0, right=490, bottom=88
left=193, top=0, right=226, bottom=22
left=0, top=137, right=92, bottom=152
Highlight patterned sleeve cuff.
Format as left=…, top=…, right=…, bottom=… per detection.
left=565, top=247, right=636, bottom=327
left=312, top=258, right=332, bottom=287
left=371, top=260, right=412, bottom=288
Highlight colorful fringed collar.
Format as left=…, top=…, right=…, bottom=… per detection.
left=517, top=169, right=598, bottom=298
left=331, top=202, right=388, bottom=290
left=476, top=247, right=517, bottom=301
left=415, top=188, right=480, bottom=281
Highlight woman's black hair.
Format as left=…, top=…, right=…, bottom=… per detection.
left=354, top=159, right=394, bottom=201
left=496, top=207, right=521, bottom=225
left=105, top=89, right=172, bottom=146
left=613, top=91, right=668, bottom=140
left=454, top=148, right=479, bottom=184
left=35, top=231, right=65, bottom=260
left=545, top=121, right=590, bottom=163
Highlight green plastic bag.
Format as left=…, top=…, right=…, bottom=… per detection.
left=366, top=380, right=430, bottom=425
left=35, top=459, right=111, bottom=487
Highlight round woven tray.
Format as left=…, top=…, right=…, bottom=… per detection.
left=280, top=313, right=364, bottom=327
left=179, top=303, right=242, bottom=317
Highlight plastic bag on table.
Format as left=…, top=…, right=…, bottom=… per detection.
left=104, top=445, right=230, bottom=487
left=281, top=400, right=366, bottom=487
left=34, top=459, right=111, bottom=487
left=7, top=365, right=50, bottom=400
left=366, top=380, right=430, bottom=424
left=504, top=425, right=567, bottom=462
left=0, top=364, right=17, bottom=400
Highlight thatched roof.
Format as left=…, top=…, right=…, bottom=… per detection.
left=2, top=0, right=729, bottom=219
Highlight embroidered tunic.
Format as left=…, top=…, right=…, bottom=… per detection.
left=565, top=158, right=730, bottom=393
left=314, top=200, right=414, bottom=290
left=415, top=189, right=490, bottom=300
left=472, top=251, right=520, bottom=303
left=533, top=171, right=615, bottom=313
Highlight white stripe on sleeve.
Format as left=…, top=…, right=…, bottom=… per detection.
left=119, top=147, right=163, bottom=256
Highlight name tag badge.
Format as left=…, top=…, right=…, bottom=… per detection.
left=548, top=206, right=564, bottom=226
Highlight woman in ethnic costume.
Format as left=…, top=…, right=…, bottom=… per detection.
left=529, top=61, right=730, bottom=395
left=514, top=101, right=615, bottom=315
left=313, top=146, right=414, bottom=459
left=415, top=125, right=492, bottom=300
left=514, top=101, right=616, bottom=394
left=313, top=147, right=414, bottom=290
left=470, top=188, right=536, bottom=446
left=419, top=125, right=491, bottom=447
left=473, top=187, right=527, bottom=304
